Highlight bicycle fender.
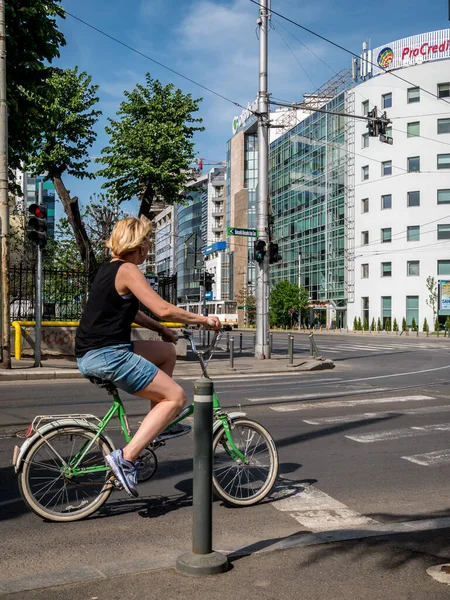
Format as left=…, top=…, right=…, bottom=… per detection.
left=213, top=412, right=247, bottom=435
left=13, top=419, right=115, bottom=474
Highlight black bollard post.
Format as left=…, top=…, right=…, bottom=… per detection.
left=230, top=337, right=235, bottom=369
left=176, top=378, right=228, bottom=575
left=239, top=332, right=243, bottom=353
left=253, top=332, right=256, bottom=355
left=226, top=332, right=230, bottom=352
left=207, top=329, right=211, bottom=345
left=269, top=332, right=273, bottom=354
left=288, top=334, right=294, bottom=366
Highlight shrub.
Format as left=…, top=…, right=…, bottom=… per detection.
left=353, top=317, right=358, bottom=331
left=423, top=317, right=428, bottom=332
left=393, top=318, right=399, bottom=332
left=446, top=316, right=450, bottom=331
left=402, top=317, right=407, bottom=332
left=357, top=317, right=362, bottom=331
left=363, top=318, right=369, bottom=331
left=377, top=317, right=382, bottom=331
left=385, top=318, right=391, bottom=331
left=435, top=318, right=440, bottom=332
left=411, top=317, right=417, bottom=332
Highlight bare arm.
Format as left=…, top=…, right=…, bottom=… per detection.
left=117, top=263, right=218, bottom=328
left=134, top=310, right=165, bottom=333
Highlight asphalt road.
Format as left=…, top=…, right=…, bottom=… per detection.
left=2, top=332, right=450, bottom=594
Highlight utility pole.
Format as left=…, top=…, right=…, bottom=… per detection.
left=34, top=182, right=43, bottom=367
left=255, top=0, right=270, bottom=359
left=0, top=0, right=9, bottom=368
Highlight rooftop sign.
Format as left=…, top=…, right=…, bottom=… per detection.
left=371, top=29, right=450, bottom=76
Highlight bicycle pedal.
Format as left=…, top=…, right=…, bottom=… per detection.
left=109, top=475, right=124, bottom=491
left=149, top=439, right=165, bottom=450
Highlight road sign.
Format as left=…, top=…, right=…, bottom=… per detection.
left=289, top=308, right=295, bottom=314
left=205, top=291, right=213, bottom=300
left=227, top=227, right=258, bottom=237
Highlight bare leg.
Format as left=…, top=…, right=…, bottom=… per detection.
left=133, top=340, right=176, bottom=377
left=121, top=369, right=186, bottom=463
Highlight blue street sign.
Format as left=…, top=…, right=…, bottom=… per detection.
left=205, top=291, right=213, bottom=300
left=203, top=241, right=226, bottom=255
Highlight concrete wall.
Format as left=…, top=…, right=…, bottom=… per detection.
left=12, top=326, right=187, bottom=359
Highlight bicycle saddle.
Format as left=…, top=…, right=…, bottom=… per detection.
left=87, top=376, right=118, bottom=395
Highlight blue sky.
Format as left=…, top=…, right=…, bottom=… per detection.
left=54, top=0, right=450, bottom=219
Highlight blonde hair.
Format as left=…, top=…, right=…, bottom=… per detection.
left=107, top=216, right=152, bottom=257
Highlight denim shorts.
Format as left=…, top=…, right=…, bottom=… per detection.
left=77, top=344, right=159, bottom=394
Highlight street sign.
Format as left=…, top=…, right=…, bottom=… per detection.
left=289, top=308, right=295, bottom=314
left=227, top=227, right=258, bottom=237
left=237, top=305, right=245, bottom=309
left=205, top=291, right=213, bottom=300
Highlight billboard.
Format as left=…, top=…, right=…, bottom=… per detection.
left=439, top=280, right=450, bottom=311
left=371, top=29, right=450, bottom=76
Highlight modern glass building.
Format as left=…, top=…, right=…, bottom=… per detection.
left=269, top=93, right=347, bottom=326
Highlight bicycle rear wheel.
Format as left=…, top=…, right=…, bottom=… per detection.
left=19, top=426, right=114, bottom=522
left=212, top=418, right=278, bottom=506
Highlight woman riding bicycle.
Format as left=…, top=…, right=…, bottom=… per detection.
left=75, top=216, right=220, bottom=498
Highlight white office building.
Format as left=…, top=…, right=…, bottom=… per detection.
left=347, top=29, right=450, bottom=330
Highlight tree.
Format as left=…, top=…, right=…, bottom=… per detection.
left=28, top=67, right=102, bottom=281
left=402, top=317, right=407, bottom=332
left=6, top=0, right=66, bottom=182
left=97, top=73, right=204, bottom=216
left=357, top=317, right=362, bottom=331
left=353, top=317, right=358, bottom=331
left=235, top=287, right=256, bottom=326
left=445, top=317, right=450, bottom=332
left=385, top=318, right=391, bottom=332
left=370, top=317, right=376, bottom=331
left=425, top=276, right=438, bottom=321
left=363, top=318, right=368, bottom=331
left=411, top=317, right=417, bottom=332
left=435, top=318, right=440, bottom=333
left=269, top=281, right=309, bottom=328
left=423, top=317, right=428, bottom=332
left=377, top=317, right=382, bottom=332
left=393, top=318, right=399, bottom=332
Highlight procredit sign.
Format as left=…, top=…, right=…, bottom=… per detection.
left=371, top=29, right=450, bottom=76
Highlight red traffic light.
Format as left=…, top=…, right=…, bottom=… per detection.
left=28, top=203, right=47, bottom=219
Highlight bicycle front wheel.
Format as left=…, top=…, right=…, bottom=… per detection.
left=213, top=418, right=278, bottom=506
left=19, top=426, right=114, bottom=522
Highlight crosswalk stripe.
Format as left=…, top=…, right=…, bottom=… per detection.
left=269, top=394, right=433, bottom=411
left=303, top=403, right=449, bottom=425
left=346, top=422, right=450, bottom=443
left=402, top=449, right=450, bottom=466
left=250, top=388, right=386, bottom=403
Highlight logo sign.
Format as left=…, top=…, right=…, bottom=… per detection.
left=439, top=280, right=450, bottom=310
left=372, top=29, right=450, bottom=76
left=377, top=47, right=394, bottom=68
left=205, top=291, right=213, bottom=300
left=232, top=97, right=258, bottom=135
left=227, top=227, right=258, bottom=237
left=146, top=276, right=158, bottom=292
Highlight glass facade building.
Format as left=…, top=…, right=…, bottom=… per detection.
left=269, top=93, right=347, bottom=324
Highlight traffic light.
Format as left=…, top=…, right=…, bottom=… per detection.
left=254, top=239, right=266, bottom=263
left=366, top=108, right=377, bottom=137
left=269, top=242, right=282, bottom=264
left=27, top=203, right=48, bottom=249
left=205, top=272, right=214, bottom=292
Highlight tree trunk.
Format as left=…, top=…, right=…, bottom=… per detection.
left=138, top=184, right=154, bottom=218
left=52, top=175, right=98, bottom=283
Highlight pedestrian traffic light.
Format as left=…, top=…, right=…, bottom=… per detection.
left=269, top=242, right=282, bottom=264
left=205, top=272, right=214, bottom=292
left=254, top=239, right=266, bottom=263
left=366, top=108, right=377, bottom=137
left=27, top=203, right=48, bottom=249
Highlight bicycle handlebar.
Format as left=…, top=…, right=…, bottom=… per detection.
left=174, top=328, right=222, bottom=356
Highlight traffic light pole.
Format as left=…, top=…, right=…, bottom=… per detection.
left=0, top=0, right=10, bottom=369
left=255, top=0, right=270, bottom=360
left=34, top=183, right=43, bottom=367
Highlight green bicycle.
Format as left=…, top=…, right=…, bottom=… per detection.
left=13, top=330, right=279, bottom=522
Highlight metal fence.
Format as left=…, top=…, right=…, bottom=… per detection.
left=9, top=266, right=178, bottom=322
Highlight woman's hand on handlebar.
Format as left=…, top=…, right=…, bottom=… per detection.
left=202, top=316, right=221, bottom=331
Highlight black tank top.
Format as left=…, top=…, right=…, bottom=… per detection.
left=75, top=260, right=139, bottom=357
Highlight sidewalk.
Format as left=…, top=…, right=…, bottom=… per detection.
left=0, top=353, right=334, bottom=382
left=2, top=528, right=450, bottom=599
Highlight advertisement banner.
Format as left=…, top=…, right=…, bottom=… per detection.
left=439, top=280, right=450, bottom=310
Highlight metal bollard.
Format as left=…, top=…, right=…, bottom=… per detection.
left=207, top=329, right=211, bottom=345
left=288, top=334, right=294, bottom=366
left=176, top=378, right=228, bottom=575
left=269, top=332, right=273, bottom=354
left=226, top=332, right=230, bottom=352
left=253, top=333, right=256, bottom=355
left=427, top=326, right=429, bottom=337
left=230, top=337, right=235, bottom=369
left=202, top=326, right=206, bottom=346
left=239, top=332, right=243, bottom=353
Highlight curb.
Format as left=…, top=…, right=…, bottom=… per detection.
left=0, top=359, right=334, bottom=382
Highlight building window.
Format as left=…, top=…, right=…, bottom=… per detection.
left=381, top=194, right=392, bottom=209
left=382, top=227, right=392, bottom=242
left=362, top=297, right=369, bottom=326
left=407, top=260, right=420, bottom=276
left=382, top=160, right=392, bottom=176
left=406, top=296, right=419, bottom=328
left=361, top=263, right=369, bottom=278
left=361, top=198, right=369, bottom=213
left=407, top=225, right=420, bottom=241
left=407, top=122, right=420, bottom=137
left=438, top=189, right=450, bottom=204
left=407, top=156, right=420, bottom=172
left=362, top=165, right=369, bottom=180
left=382, top=93, right=392, bottom=109
left=382, top=296, right=391, bottom=328
left=386, top=126, right=393, bottom=140
left=438, top=118, right=450, bottom=134
left=362, top=100, right=369, bottom=116
left=437, top=154, right=450, bottom=169
left=438, top=83, right=450, bottom=98
left=362, top=133, right=369, bottom=148
left=381, top=262, right=392, bottom=277
left=438, top=224, right=450, bottom=239
left=407, top=191, right=420, bottom=207
left=438, top=260, right=450, bottom=275
left=407, top=87, right=420, bottom=103
left=362, top=231, right=369, bottom=245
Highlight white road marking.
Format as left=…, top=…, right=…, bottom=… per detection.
left=250, top=388, right=387, bottom=403
left=270, top=394, right=434, bottom=412
left=346, top=422, right=450, bottom=443
left=402, top=449, right=450, bottom=466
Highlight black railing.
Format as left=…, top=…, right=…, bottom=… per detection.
left=9, top=265, right=89, bottom=322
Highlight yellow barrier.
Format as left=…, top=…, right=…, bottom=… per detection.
left=12, top=320, right=185, bottom=360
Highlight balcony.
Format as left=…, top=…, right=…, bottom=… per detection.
left=212, top=209, right=223, bottom=217
left=212, top=225, right=224, bottom=233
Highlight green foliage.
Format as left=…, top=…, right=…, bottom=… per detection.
left=353, top=317, right=358, bottom=331
left=393, top=318, right=399, bottom=332
left=411, top=317, right=417, bottom=332
left=425, top=276, right=438, bottom=319
left=235, top=288, right=256, bottom=326
left=6, top=0, right=66, bottom=179
left=357, top=317, right=362, bottom=331
left=446, top=317, right=450, bottom=332
left=385, top=318, right=391, bottom=332
left=377, top=317, right=382, bottom=331
left=363, top=318, right=368, bottom=331
left=269, top=281, right=309, bottom=328
left=370, top=317, right=376, bottom=331
left=402, top=317, right=407, bottom=332
left=97, top=73, right=204, bottom=213
left=435, top=318, right=440, bottom=332
left=423, top=317, right=428, bottom=332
